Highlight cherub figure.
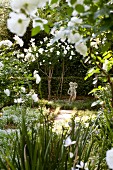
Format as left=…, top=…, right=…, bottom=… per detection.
left=67, top=82, right=78, bottom=102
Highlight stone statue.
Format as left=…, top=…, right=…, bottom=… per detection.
left=68, top=82, right=78, bottom=101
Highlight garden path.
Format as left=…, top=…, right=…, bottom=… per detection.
left=54, top=109, right=76, bottom=131
left=55, top=110, right=75, bottom=122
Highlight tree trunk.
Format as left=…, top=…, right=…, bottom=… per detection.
left=60, top=59, right=64, bottom=99
left=48, top=67, right=53, bottom=100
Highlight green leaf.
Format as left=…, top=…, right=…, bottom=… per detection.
left=44, top=25, right=50, bottom=34
left=101, top=42, right=111, bottom=53
left=84, top=0, right=92, bottom=5
left=70, top=0, right=77, bottom=5
left=31, top=26, right=40, bottom=36
left=100, top=22, right=112, bottom=32
left=66, top=7, right=73, bottom=16
left=50, top=0, right=58, bottom=4
left=75, top=4, right=84, bottom=13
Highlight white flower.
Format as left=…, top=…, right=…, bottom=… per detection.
left=75, top=0, right=84, bottom=5
left=69, top=56, right=72, bottom=60
left=24, top=48, right=28, bottom=52
left=44, top=37, right=48, bottom=41
left=13, top=35, right=24, bottom=47
left=66, top=0, right=83, bottom=7
left=14, top=98, right=24, bottom=103
left=90, top=38, right=100, bottom=49
left=7, top=12, right=30, bottom=36
left=68, top=21, right=75, bottom=27
left=71, top=51, right=75, bottom=55
left=106, top=148, right=113, bottom=169
left=4, top=89, right=10, bottom=96
left=51, top=27, right=67, bottom=43
left=57, top=51, right=60, bottom=55
left=33, top=17, right=48, bottom=30
left=72, top=10, right=78, bottom=16
left=71, top=17, right=82, bottom=24
left=0, top=62, right=4, bottom=69
left=33, top=70, right=38, bottom=75
left=64, top=50, right=67, bottom=54
left=71, top=167, right=79, bottom=170
left=0, top=40, right=12, bottom=47
left=76, top=161, right=89, bottom=170
left=38, top=48, right=44, bottom=54
left=40, top=41, right=43, bottom=44
left=21, top=87, right=26, bottom=93
left=35, top=74, right=41, bottom=84
left=66, top=46, right=70, bottom=50
left=64, top=136, right=76, bottom=147
left=69, top=152, right=74, bottom=158
left=10, top=0, right=39, bottom=15
left=68, top=33, right=82, bottom=44
left=75, top=43, right=87, bottom=57
left=32, top=94, right=38, bottom=102
left=50, top=48, right=54, bottom=52
left=102, top=59, right=109, bottom=71
left=24, top=53, right=31, bottom=61
left=36, top=53, right=39, bottom=57
left=36, top=0, right=48, bottom=8
left=33, top=70, right=41, bottom=84
left=49, top=0, right=60, bottom=8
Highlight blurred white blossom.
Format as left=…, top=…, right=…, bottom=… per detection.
left=14, top=98, right=24, bottom=103
left=69, top=56, right=72, bottom=60
left=4, top=89, right=10, bottom=96
left=38, top=48, right=44, bottom=54
left=68, top=32, right=82, bottom=44
left=76, top=161, right=89, bottom=170
left=71, top=51, right=75, bottom=55
left=33, top=70, right=41, bottom=84
left=69, top=152, right=74, bottom=158
left=76, top=161, right=88, bottom=170
left=24, top=53, right=31, bottom=61
left=7, top=12, right=30, bottom=36
left=75, top=43, right=87, bottom=57
left=102, top=59, right=109, bottom=71
left=64, top=136, right=76, bottom=147
left=106, top=148, right=113, bottom=169
left=0, top=40, right=12, bottom=47
left=57, top=51, right=60, bottom=55
left=68, top=17, right=82, bottom=27
left=21, top=87, right=26, bottom=93
left=33, top=17, right=48, bottom=30
left=0, top=62, right=4, bottom=69
left=13, top=35, right=24, bottom=47
left=10, top=0, right=39, bottom=15
left=64, top=50, right=67, bottom=54
left=32, top=94, right=38, bottom=102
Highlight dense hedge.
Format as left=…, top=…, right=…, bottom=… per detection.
left=36, top=76, right=94, bottom=99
